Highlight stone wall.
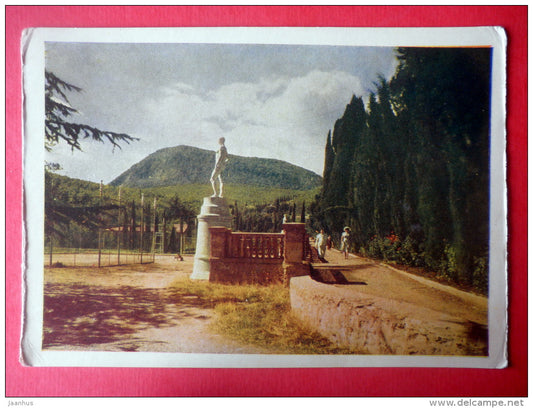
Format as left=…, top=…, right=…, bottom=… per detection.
left=210, top=257, right=286, bottom=285
left=290, top=276, right=487, bottom=355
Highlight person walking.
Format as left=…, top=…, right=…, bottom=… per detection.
left=315, top=228, right=328, bottom=261
left=341, top=226, right=351, bottom=259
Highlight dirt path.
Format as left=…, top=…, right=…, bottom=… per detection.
left=314, top=249, right=487, bottom=325
left=305, top=248, right=488, bottom=355
left=43, top=250, right=487, bottom=355
left=43, top=255, right=268, bottom=353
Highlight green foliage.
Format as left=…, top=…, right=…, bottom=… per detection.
left=142, top=183, right=319, bottom=214
left=230, top=194, right=312, bottom=233
left=44, top=71, right=137, bottom=249
left=313, top=47, right=491, bottom=294
left=45, top=172, right=317, bottom=251
left=395, top=236, right=424, bottom=267
left=45, top=71, right=137, bottom=152
left=45, top=171, right=118, bottom=244
left=361, top=233, right=420, bottom=266
left=472, top=255, right=489, bottom=293
left=110, top=145, right=322, bottom=190
left=46, top=172, right=317, bottom=215
left=439, top=244, right=459, bottom=281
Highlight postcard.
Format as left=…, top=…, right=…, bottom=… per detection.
left=21, top=26, right=507, bottom=368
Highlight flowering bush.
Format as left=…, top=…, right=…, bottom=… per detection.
left=396, top=236, right=424, bottom=267
left=359, top=234, right=488, bottom=295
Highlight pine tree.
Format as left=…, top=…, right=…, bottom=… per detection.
left=45, top=71, right=137, bottom=152
left=44, top=71, right=139, bottom=252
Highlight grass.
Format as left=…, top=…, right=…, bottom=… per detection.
left=145, top=183, right=321, bottom=211
left=168, top=277, right=355, bottom=354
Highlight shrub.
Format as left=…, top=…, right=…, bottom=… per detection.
left=51, top=262, right=66, bottom=268
left=472, top=255, right=488, bottom=294
left=396, top=236, right=424, bottom=267
left=438, top=244, right=458, bottom=281
left=366, top=236, right=382, bottom=259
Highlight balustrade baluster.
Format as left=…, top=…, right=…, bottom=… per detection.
left=215, top=231, right=289, bottom=259
left=232, top=235, right=236, bottom=257
left=250, top=237, right=254, bottom=258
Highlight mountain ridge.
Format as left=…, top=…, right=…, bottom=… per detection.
left=110, top=145, right=322, bottom=190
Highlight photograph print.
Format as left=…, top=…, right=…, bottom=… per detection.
left=22, top=27, right=507, bottom=368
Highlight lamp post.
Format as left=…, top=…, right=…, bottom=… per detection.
left=140, top=193, right=144, bottom=264
left=117, top=186, right=121, bottom=265
left=98, top=180, right=103, bottom=268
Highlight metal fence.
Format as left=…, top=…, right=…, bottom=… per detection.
left=44, top=250, right=155, bottom=268
left=44, top=236, right=197, bottom=268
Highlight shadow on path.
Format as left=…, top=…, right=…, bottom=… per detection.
left=310, top=268, right=368, bottom=285
left=43, top=283, right=210, bottom=349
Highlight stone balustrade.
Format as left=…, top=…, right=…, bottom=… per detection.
left=208, top=223, right=311, bottom=285
left=226, top=232, right=284, bottom=259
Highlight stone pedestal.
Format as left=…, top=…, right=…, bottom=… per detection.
left=191, top=196, right=232, bottom=280
left=282, top=222, right=311, bottom=280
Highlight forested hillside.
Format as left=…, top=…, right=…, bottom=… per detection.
left=311, top=47, right=491, bottom=293
left=110, top=145, right=322, bottom=190
left=45, top=171, right=317, bottom=252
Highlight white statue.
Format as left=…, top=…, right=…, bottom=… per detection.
left=210, top=137, right=229, bottom=197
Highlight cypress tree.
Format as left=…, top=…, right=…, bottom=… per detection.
left=314, top=47, right=490, bottom=290
left=322, top=130, right=335, bottom=187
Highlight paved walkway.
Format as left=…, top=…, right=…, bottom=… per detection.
left=310, top=247, right=487, bottom=330
left=292, top=247, right=489, bottom=355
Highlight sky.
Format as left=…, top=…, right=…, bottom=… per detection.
left=45, top=41, right=398, bottom=184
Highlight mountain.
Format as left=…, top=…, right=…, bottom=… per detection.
left=110, top=145, right=322, bottom=190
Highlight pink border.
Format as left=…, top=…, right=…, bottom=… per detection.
left=6, top=6, right=527, bottom=397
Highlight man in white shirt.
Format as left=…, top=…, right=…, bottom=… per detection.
left=315, top=229, right=327, bottom=261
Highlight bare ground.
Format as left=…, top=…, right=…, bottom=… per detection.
left=304, top=249, right=488, bottom=355
left=43, top=250, right=487, bottom=355
left=43, top=254, right=268, bottom=353
left=313, top=250, right=487, bottom=325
